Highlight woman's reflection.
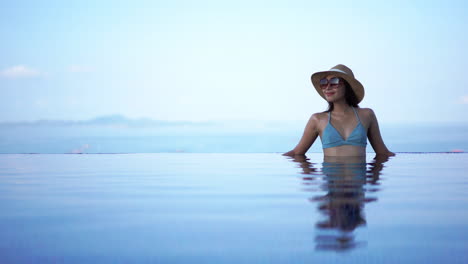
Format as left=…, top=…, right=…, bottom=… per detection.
left=288, top=154, right=390, bottom=252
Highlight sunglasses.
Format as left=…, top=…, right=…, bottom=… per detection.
left=319, top=77, right=342, bottom=89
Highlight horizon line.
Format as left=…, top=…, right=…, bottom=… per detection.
left=0, top=114, right=467, bottom=126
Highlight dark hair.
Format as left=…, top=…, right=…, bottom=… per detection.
left=325, top=79, right=359, bottom=112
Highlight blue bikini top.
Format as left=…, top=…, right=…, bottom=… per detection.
left=321, top=107, right=367, bottom=149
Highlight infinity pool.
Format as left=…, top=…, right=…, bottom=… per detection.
left=0, top=153, right=467, bottom=263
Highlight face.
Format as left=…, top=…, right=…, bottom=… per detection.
left=320, top=75, right=346, bottom=102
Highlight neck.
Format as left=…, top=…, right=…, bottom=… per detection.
left=332, top=100, right=352, bottom=114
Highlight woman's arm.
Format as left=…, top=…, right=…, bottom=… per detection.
left=367, top=109, right=395, bottom=156
left=283, top=114, right=320, bottom=156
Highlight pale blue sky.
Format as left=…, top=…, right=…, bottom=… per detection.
left=1, top=0, right=467, bottom=123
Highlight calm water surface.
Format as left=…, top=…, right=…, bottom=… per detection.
left=0, top=153, right=467, bottom=263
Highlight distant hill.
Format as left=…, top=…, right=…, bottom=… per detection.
left=0, top=114, right=215, bottom=127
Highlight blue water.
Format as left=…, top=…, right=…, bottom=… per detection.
left=0, top=153, right=467, bottom=263
left=1, top=122, right=467, bottom=153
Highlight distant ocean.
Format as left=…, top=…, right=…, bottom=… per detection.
left=1, top=115, right=467, bottom=153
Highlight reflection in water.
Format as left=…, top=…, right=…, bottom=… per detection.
left=288, top=155, right=390, bottom=252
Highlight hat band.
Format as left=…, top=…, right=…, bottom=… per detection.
left=328, top=68, right=348, bottom=75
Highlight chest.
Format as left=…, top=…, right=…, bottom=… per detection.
left=319, top=112, right=368, bottom=139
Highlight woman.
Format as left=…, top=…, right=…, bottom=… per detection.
left=284, top=64, right=394, bottom=157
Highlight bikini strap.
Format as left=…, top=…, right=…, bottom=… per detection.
left=328, top=111, right=331, bottom=122
left=352, top=107, right=361, bottom=123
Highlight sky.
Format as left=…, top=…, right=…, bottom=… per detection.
left=1, top=0, right=468, bottom=124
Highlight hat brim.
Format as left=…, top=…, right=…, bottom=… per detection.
left=311, top=70, right=365, bottom=104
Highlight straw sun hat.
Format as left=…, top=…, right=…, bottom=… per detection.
left=311, top=64, right=365, bottom=103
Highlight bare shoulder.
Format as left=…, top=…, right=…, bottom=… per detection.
left=307, top=112, right=328, bottom=130
left=357, top=107, right=376, bottom=119
left=310, top=112, right=329, bottom=124
left=311, top=112, right=327, bottom=121
left=302, top=112, right=325, bottom=126
left=356, top=108, right=377, bottom=127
